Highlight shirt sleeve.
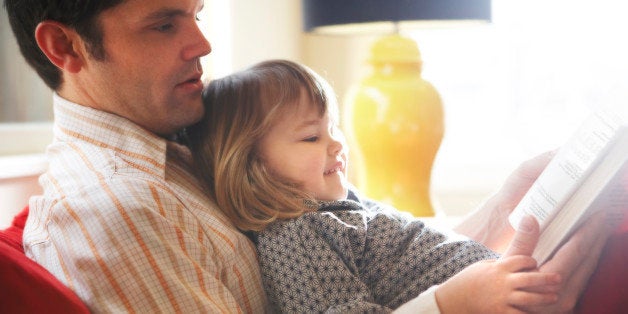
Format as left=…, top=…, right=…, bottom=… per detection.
left=393, top=285, right=441, bottom=314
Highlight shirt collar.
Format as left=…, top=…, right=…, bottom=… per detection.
left=52, top=93, right=171, bottom=178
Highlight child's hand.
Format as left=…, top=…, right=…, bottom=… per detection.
left=435, top=256, right=561, bottom=314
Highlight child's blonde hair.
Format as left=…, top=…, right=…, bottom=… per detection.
left=187, top=60, right=339, bottom=231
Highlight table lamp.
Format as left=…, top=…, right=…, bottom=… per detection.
left=302, top=0, right=491, bottom=216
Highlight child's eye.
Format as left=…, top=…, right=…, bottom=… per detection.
left=303, top=136, right=319, bottom=142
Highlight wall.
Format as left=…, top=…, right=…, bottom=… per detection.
left=202, top=0, right=303, bottom=77
left=3, top=1, right=627, bottom=227
left=0, top=5, right=53, bottom=122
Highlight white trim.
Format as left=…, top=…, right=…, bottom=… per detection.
left=0, top=153, right=47, bottom=228
left=0, top=153, right=48, bottom=179
left=0, top=122, right=53, bottom=156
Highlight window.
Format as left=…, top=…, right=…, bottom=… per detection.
left=405, top=1, right=628, bottom=214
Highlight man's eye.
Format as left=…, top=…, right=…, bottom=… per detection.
left=195, top=14, right=201, bottom=22
left=154, top=23, right=174, bottom=32
left=303, top=136, right=318, bottom=142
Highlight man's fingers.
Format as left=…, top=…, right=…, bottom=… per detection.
left=503, top=215, right=540, bottom=258
left=502, top=150, right=555, bottom=199
left=540, top=211, right=608, bottom=276
left=528, top=211, right=611, bottom=311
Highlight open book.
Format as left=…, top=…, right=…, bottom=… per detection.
left=508, top=107, right=628, bottom=265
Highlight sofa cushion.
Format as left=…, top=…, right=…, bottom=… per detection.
left=0, top=206, right=28, bottom=252
left=0, top=206, right=89, bottom=313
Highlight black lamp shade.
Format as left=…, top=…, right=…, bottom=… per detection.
left=302, top=0, right=491, bottom=32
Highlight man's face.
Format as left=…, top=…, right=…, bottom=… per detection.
left=71, top=0, right=210, bottom=136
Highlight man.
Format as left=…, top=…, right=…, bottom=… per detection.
left=3, top=0, right=614, bottom=312
left=6, top=0, right=266, bottom=312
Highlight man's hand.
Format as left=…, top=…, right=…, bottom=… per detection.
left=455, top=151, right=555, bottom=251
left=463, top=150, right=616, bottom=313
left=529, top=211, right=611, bottom=313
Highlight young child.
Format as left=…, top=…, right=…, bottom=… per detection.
left=187, top=60, right=561, bottom=313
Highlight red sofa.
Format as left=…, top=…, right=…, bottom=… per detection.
left=576, top=217, right=628, bottom=313
left=1, top=206, right=626, bottom=313
left=0, top=207, right=89, bottom=313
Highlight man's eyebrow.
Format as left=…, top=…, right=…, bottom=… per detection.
left=142, top=8, right=188, bottom=22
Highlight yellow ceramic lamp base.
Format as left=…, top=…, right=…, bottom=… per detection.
left=344, top=34, right=444, bottom=217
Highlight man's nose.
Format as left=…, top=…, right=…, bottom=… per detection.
left=182, top=24, right=212, bottom=61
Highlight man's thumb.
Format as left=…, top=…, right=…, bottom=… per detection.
left=502, top=215, right=540, bottom=257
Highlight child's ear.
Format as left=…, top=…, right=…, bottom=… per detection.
left=34, top=20, right=85, bottom=73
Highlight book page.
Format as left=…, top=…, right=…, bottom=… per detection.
left=509, top=111, right=621, bottom=230
left=533, top=130, right=627, bottom=264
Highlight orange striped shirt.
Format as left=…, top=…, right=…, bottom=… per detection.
left=24, top=94, right=268, bottom=313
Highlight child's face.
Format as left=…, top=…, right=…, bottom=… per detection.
left=258, top=94, right=349, bottom=201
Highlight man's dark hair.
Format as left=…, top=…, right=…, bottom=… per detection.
left=3, top=0, right=125, bottom=90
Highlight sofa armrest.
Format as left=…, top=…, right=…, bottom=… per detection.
left=0, top=206, right=89, bottom=313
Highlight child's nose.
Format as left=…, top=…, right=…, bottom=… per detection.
left=328, top=138, right=344, bottom=156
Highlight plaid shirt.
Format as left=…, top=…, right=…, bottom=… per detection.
left=24, top=94, right=268, bottom=313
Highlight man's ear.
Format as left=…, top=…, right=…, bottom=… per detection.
left=35, top=21, right=85, bottom=73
